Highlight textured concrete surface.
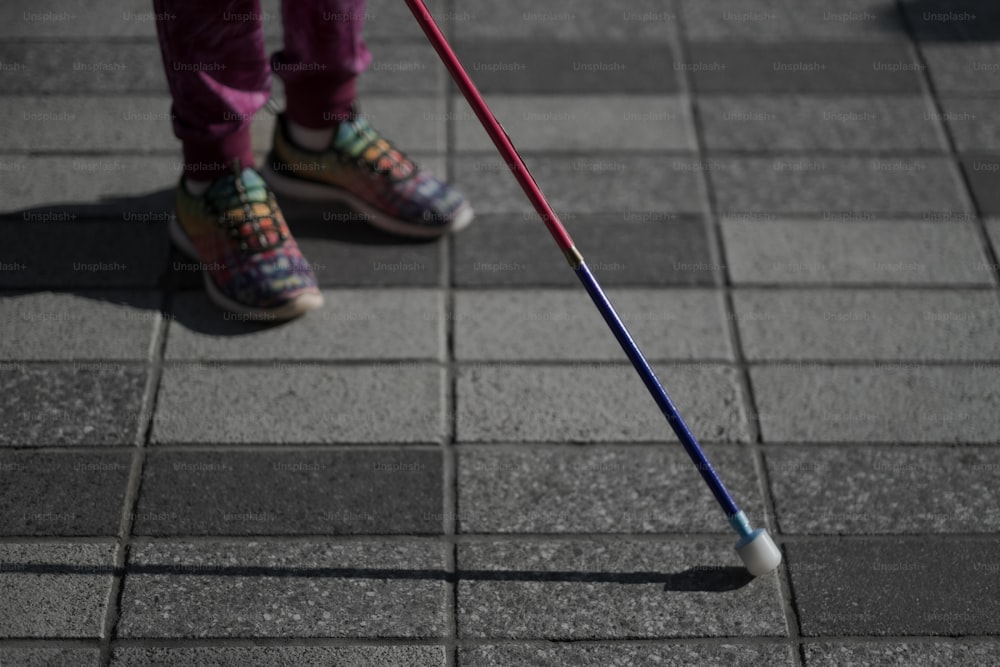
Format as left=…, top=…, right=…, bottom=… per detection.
left=457, top=540, right=786, bottom=638
left=721, top=219, right=993, bottom=285
left=4, top=0, right=1000, bottom=662
left=117, top=541, right=447, bottom=638
left=0, top=542, right=117, bottom=638
left=457, top=445, right=761, bottom=533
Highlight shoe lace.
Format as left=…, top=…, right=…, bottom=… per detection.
left=340, top=117, right=417, bottom=183
left=210, top=162, right=289, bottom=253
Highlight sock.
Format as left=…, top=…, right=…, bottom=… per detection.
left=183, top=177, right=212, bottom=197
left=287, top=120, right=336, bottom=151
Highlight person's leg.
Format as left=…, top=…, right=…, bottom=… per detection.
left=154, top=0, right=270, bottom=183
left=273, top=0, right=371, bottom=135
left=263, top=0, right=473, bottom=237
left=154, top=0, right=322, bottom=319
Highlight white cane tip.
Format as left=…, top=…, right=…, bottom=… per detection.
left=735, top=528, right=782, bottom=576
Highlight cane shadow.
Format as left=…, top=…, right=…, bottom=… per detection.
left=2, top=191, right=440, bottom=337
left=0, top=563, right=754, bottom=592
left=881, top=0, right=1000, bottom=41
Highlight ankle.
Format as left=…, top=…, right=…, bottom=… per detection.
left=286, top=120, right=336, bottom=151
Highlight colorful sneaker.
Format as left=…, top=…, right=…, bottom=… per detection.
left=169, top=164, right=323, bottom=320
left=261, top=111, right=473, bottom=238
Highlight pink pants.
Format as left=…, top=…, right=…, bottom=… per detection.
left=154, top=0, right=371, bottom=180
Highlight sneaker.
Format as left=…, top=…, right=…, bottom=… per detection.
left=261, top=111, right=474, bottom=238
left=169, top=164, right=323, bottom=320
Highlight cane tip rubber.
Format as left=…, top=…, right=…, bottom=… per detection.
left=735, top=528, right=781, bottom=576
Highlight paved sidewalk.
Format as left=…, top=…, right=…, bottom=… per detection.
left=2, top=0, right=1000, bottom=665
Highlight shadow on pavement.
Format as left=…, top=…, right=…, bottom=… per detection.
left=885, top=0, right=1000, bottom=41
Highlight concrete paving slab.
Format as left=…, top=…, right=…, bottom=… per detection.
left=697, top=95, right=944, bottom=151
left=0, top=291, right=160, bottom=361
left=0, top=450, right=131, bottom=536
left=453, top=214, right=715, bottom=287
left=457, top=539, right=786, bottom=638
left=788, top=539, right=1000, bottom=635
left=0, top=364, right=146, bottom=447
left=152, top=364, right=444, bottom=444
left=165, top=289, right=443, bottom=361
left=710, top=157, right=969, bottom=217
left=679, top=0, right=905, bottom=42
left=456, top=363, right=750, bottom=443
left=456, top=445, right=761, bottom=533
left=923, top=44, right=1000, bottom=93
left=453, top=155, right=703, bottom=216
left=454, top=95, right=694, bottom=152
left=111, top=645, right=446, bottom=666
left=451, top=41, right=676, bottom=94
left=732, top=289, right=1000, bottom=361
left=803, top=641, right=1000, bottom=666
left=687, top=43, right=924, bottom=94
left=766, top=446, right=1000, bottom=534
left=0, top=220, right=171, bottom=289
left=117, top=540, right=447, bottom=638
left=721, top=220, right=993, bottom=285
left=134, top=448, right=442, bottom=535
left=0, top=542, right=117, bottom=638
left=453, top=288, right=732, bottom=361
left=461, top=643, right=794, bottom=666
left=752, top=364, right=1000, bottom=443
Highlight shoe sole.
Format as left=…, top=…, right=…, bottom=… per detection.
left=168, top=216, right=324, bottom=321
left=259, top=162, right=474, bottom=239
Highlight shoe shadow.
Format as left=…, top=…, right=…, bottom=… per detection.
left=879, top=0, right=1000, bottom=41
left=2, top=190, right=443, bottom=337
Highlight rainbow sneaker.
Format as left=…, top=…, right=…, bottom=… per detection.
left=261, top=111, right=473, bottom=238
left=168, top=164, right=323, bottom=320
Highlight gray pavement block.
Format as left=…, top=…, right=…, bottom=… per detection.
left=0, top=41, right=165, bottom=94
left=961, top=158, right=1000, bottom=216
left=451, top=0, right=678, bottom=42
left=923, top=44, right=1000, bottom=93
left=152, top=364, right=444, bottom=444
left=0, top=0, right=155, bottom=38
left=679, top=0, right=904, bottom=41
left=0, top=450, right=131, bottom=536
left=0, top=292, right=160, bottom=361
left=732, top=289, right=1000, bottom=361
left=803, top=641, right=1000, bottom=666
left=117, top=540, right=447, bottom=638
left=939, top=99, right=1000, bottom=152
left=457, top=539, right=786, bottom=638
left=454, top=95, right=694, bottom=152
left=0, top=220, right=171, bottom=289
left=0, top=96, right=175, bottom=152
left=452, top=155, right=702, bottom=216
left=751, top=365, right=1000, bottom=443
left=903, top=0, right=1000, bottom=41
left=0, top=542, right=117, bottom=638
left=453, top=288, right=732, bottom=361
left=461, top=643, right=794, bottom=666
left=686, top=43, right=924, bottom=94
left=766, top=446, right=1000, bottom=534
left=456, top=364, right=750, bottom=443
left=364, top=0, right=444, bottom=40
left=134, top=448, right=442, bottom=535
left=451, top=41, right=676, bottom=94
left=111, top=645, right=445, bottom=666
left=0, top=364, right=145, bottom=447
left=351, top=96, right=445, bottom=153
left=787, top=539, right=1000, bottom=635
left=453, top=214, right=715, bottom=287
left=283, top=228, right=443, bottom=287
left=164, top=289, right=443, bottom=361
left=697, top=95, right=945, bottom=151
left=0, top=648, right=102, bottom=666
left=357, top=42, right=444, bottom=95
left=710, top=157, right=969, bottom=217
left=456, top=445, right=761, bottom=533
left=721, top=220, right=994, bottom=285
left=0, top=156, right=178, bottom=216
